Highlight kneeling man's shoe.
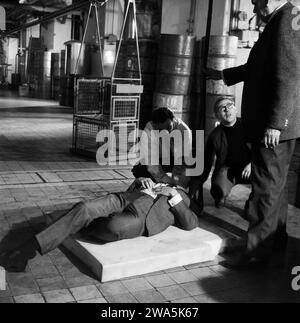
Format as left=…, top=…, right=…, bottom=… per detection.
left=223, top=238, right=246, bottom=255
left=221, top=253, right=269, bottom=270
left=215, top=198, right=226, bottom=209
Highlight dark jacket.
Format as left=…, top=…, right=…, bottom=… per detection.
left=199, top=119, right=250, bottom=184
left=127, top=190, right=200, bottom=237
left=223, top=2, right=300, bottom=143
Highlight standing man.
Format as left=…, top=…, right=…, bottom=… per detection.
left=206, top=0, right=300, bottom=266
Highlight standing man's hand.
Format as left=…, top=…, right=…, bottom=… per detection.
left=264, top=128, right=281, bottom=149
left=202, top=68, right=223, bottom=80
left=242, top=163, right=252, bottom=180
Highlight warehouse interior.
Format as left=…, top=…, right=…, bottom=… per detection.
left=0, top=0, right=300, bottom=304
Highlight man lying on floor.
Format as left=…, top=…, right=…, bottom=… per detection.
left=1, top=176, right=202, bottom=272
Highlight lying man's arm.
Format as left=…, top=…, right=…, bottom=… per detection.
left=155, top=186, right=199, bottom=231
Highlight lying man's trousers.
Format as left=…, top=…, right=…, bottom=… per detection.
left=210, top=166, right=249, bottom=203
left=36, top=192, right=154, bottom=255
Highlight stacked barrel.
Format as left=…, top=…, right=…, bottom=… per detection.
left=51, top=53, right=60, bottom=100
left=126, top=39, right=159, bottom=128
left=28, top=51, right=52, bottom=99
left=0, top=40, right=4, bottom=82
left=154, top=34, right=196, bottom=127
left=193, top=36, right=238, bottom=135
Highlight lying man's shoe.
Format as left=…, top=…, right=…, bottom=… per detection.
left=0, top=238, right=39, bottom=272
left=1, top=249, right=29, bottom=272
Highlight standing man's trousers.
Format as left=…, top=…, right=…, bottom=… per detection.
left=36, top=192, right=154, bottom=255
left=245, top=140, right=296, bottom=257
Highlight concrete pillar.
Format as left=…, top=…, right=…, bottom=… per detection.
left=25, top=24, right=40, bottom=47
left=161, top=0, right=231, bottom=36
left=161, top=0, right=191, bottom=34
left=6, top=37, right=18, bottom=83
left=41, top=18, right=72, bottom=52
left=105, top=0, right=125, bottom=38
left=194, top=0, right=231, bottom=38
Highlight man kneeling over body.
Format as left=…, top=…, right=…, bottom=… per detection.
left=1, top=175, right=201, bottom=272
left=191, top=98, right=251, bottom=208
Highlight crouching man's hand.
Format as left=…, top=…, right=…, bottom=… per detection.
left=242, top=163, right=251, bottom=180
left=138, top=178, right=155, bottom=189
left=189, top=179, right=202, bottom=199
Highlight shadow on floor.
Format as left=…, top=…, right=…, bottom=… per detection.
left=197, top=237, right=300, bottom=303
left=0, top=212, right=100, bottom=281
left=0, top=106, right=72, bottom=114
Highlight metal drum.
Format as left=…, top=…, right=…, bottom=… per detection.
left=11, top=73, right=21, bottom=90
left=35, top=52, right=52, bottom=99
left=64, top=40, right=88, bottom=75
left=39, top=77, right=52, bottom=100
left=51, top=53, right=60, bottom=100
left=125, top=0, right=162, bottom=40
left=153, top=92, right=191, bottom=126
left=60, top=49, right=66, bottom=76
left=59, top=75, right=76, bottom=107
left=43, top=51, right=52, bottom=78
left=122, top=39, right=159, bottom=129
left=139, top=92, right=154, bottom=129
left=193, top=36, right=238, bottom=135
left=206, top=36, right=238, bottom=135
left=51, top=53, right=60, bottom=77
left=124, top=39, right=158, bottom=91
left=156, top=34, right=196, bottom=96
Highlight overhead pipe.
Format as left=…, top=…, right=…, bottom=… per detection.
left=230, top=0, right=240, bottom=31
left=2, top=0, right=105, bottom=37
left=0, top=0, right=39, bottom=8
left=201, top=0, right=214, bottom=129
left=187, top=0, right=196, bottom=35
left=0, top=0, right=76, bottom=13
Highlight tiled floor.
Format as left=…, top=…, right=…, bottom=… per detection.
left=0, top=90, right=300, bottom=303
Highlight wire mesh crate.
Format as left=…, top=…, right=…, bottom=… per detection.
left=111, top=121, right=139, bottom=154
left=111, top=96, right=139, bottom=120
left=71, top=0, right=143, bottom=159
left=72, top=78, right=142, bottom=158
left=72, top=115, right=138, bottom=158
left=75, top=78, right=103, bottom=115
left=99, top=79, right=143, bottom=121
left=72, top=114, right=109, bottom=156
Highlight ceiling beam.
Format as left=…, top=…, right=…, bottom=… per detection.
left=2, top=0, right=102, bottom=37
